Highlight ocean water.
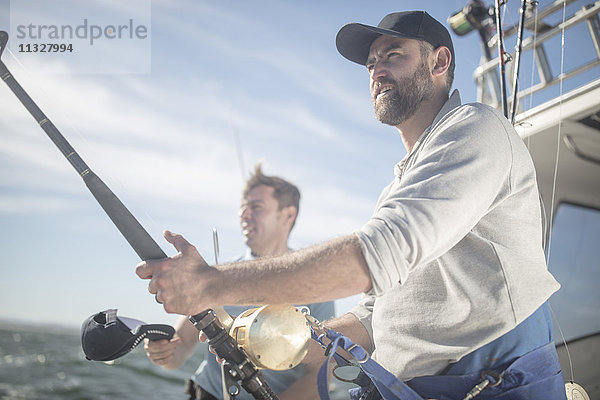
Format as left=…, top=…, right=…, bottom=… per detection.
left=0, top=323, right=197, bottom=399
left=0, top=323, right=355, bottom=399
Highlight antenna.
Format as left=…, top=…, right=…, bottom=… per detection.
left=212, top=228, right=220, bottom=265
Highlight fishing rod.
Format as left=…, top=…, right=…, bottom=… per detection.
left=509, top=0, right=531, bottom=124
left=0, top=31, right=277, bottom=400
left=494, top=0, right=510, bottom=118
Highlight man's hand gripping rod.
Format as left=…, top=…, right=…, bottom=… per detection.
left=0, top=31, right=277, bottom=400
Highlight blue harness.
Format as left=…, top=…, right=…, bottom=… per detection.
left=313, top=327, right=423, bottom=400
left=312, top=315, right=567, bottom=400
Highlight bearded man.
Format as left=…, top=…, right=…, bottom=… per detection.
left=137, top=11, right=565, bottom=400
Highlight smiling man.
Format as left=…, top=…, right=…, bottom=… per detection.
left=143, top=163, right=334, bottom=400
left=239, top=170, right=298, bottom=258
left=138, top=11, right=565, bottom=399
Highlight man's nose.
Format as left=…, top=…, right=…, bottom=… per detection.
left=371, top=60, right=388, bottom=81
left=239, top=206, right=251, bottom=220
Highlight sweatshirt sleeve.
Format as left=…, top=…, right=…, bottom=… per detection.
left=348, top=293, right=376, bottom=351
left=356, top=104, right=515, bottom=295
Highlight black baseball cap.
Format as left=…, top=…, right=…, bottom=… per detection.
left=81, top=309, right=175, bottom=361
left=336, top=11, right=455, bottom=69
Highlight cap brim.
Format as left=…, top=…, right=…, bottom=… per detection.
left=336, top=23, right=416, bottom=65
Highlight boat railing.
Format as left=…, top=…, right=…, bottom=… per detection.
left=473, top=0, right=600, bottom=113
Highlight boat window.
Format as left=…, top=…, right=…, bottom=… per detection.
left=547, top=203, right=600, bottom=342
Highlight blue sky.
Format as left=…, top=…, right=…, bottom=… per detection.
left=0, top=0, right=596, bottom=329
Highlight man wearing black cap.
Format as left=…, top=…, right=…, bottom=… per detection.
left=137, top=11, right=566, bottom=399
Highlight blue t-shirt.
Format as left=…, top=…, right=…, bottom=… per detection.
left=192, top=251, right=336, bottom=398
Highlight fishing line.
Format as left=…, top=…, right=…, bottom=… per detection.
left=499, top=0, right=575, bottom=386
left=551, top=294, right=575, bottom=383
left=502, top=0, right=511, bottom=19
left=544, top=0, right=577, bottom=387
left=545, top=0, right=567, bottom=271
left=527, top=4, right=544, bottom=242
left=524, top=1, right=541, bottom=150
left=517, top=0, right=540, bottom=233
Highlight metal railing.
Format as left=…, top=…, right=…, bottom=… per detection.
left=474, top=1, right=600, bottom=112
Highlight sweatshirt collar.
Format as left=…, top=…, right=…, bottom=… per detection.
left=431, top=89, right=461, bottom=129
left=394, top=89, right=462, bottom=177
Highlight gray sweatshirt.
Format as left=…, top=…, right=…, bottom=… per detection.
left=352, top=90, right=560, bottom=380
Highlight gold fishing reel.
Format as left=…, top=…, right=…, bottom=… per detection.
left=227, top=304, right=312, bottom=370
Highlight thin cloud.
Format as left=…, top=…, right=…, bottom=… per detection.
left=152, top=2, right=370, bottom=123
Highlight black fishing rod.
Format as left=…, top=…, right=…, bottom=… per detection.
left=0, top=31, right=277, bottom=400
left=0, top=32, right=165, bottom=262
left=494, top=0, right=509, bottom=118
left=509, top=0, right=530, bottom=124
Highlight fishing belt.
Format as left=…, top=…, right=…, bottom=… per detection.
left=313, top=327, right=567, bottom=400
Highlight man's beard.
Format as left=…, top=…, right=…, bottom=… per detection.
left=373, top=61, right=434, bottom=126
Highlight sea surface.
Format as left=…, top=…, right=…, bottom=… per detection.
left=0, top=323, right=355, bottom=399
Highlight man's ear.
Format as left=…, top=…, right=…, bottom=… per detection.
left=285, top=206, right=298, bottom=225
left=432, top=46, right=452, bottom=76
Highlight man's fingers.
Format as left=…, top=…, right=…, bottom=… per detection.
left=144, top=338, right=169, bottom=351
left=134, top=231, right=210, bottom=315
left=135, top=260, right=155, bottom=279
left=206, top=345, right=225, bottom=364
left=163, top=230, right=193, bottom=254
left=135, top=230, right=194, bottom=280
left=147, top=350, right=173, bottom=365
left=144, top=337, right=180, bottom=365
